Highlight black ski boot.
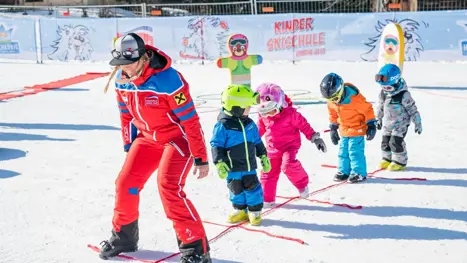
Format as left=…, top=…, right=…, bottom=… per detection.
left=348, top=174, right=367, bottom=183
left=178, top=236, right=211, bottom=263
left=333, top=172, right=349, bottom=182
left=99, top=220, right=139, bottom=260
left=180, top=252, right=212, bottom=263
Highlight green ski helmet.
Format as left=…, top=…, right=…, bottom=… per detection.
left=221, top=84, right=260, bottom=117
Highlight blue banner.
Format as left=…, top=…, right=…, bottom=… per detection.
left=0, top=18, right=37, bottom=61
left=2, top=11, right=467, bottom=63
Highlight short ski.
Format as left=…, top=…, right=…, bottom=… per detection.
left=87, top=244, right=176, bottom=263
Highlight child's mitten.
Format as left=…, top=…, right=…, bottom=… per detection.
left=366, top=121, right=377, bottom=141
left=215, top=162, right=230, bottom=179
left=311, top=132, right=327, bottom=153
left=376, top=119, right=383, bottom=130
left=260, top=155, right=272, bottom=173
left=414, top=115, right=422, bottom=134
left=415, top=122, right=422, bottom=134
left=330, top=124, right=340, bottom=145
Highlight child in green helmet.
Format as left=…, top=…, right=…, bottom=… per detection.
left=210, top=84, right=271, bottom=226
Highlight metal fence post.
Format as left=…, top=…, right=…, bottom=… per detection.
left=250, top=0, right=255, bottom=15
left=141, top=3, right=146, bottom=18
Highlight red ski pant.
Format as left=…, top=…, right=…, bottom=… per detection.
left=112, top=135, right=207, bottom=247
left=260, top=149, right=309, bottom=203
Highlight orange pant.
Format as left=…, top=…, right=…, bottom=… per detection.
left=112, top=135, right=207, bottom=250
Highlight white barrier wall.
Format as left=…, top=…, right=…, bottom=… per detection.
left=1, top=11, right=467, bottom=63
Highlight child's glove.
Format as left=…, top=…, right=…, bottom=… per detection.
left=366, top=121, right=377, bottom=141
left=260, top=155, right=272, bottom=173
left=311, top=132, right=327, bottom=153
left=415, top=122, right=422, bottom=134
left=376, top=119, right=383, bottom=130
left=414, top=115, right=422, bottom=135
left=330, top=124, right=340, bottom=145
left=215, top=161, right=230, bottom=179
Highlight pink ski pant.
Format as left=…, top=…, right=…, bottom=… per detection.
left=260, top=149, right=309, bottom=203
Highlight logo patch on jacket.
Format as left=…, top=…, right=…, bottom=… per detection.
left=144, top=95, right=159, bottom=106
left=174, top=92, right=187, bottom=105
left=121, top=94, right=128, bottom=102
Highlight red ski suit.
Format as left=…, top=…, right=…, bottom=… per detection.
left=112, top=45, right=208, bottom=252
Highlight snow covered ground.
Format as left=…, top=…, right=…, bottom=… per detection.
left=1, top=60, right=467, bottom=263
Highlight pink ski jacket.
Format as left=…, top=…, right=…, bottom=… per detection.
left=257, top=95, right=316, bottom=157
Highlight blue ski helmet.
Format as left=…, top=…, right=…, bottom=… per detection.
left=375, top=64, right=401, bottom=86
left=320, top=73, right=344, bottom=100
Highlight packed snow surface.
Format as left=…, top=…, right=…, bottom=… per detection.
left=1, top=60, right=467, bottom=263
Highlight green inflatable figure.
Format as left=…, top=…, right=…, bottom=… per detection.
left=216, top=34, right=263, bottom=87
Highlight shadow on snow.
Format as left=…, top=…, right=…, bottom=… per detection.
left=0, top=122, right=119, bottom=131
left=282, top=203, right=467, bottom=223
left=0, top=148, right=27, bottom=179
left=262, top=219, right=467, bottom=240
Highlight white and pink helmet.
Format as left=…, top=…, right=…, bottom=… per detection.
left=256, top=82, right=288, bottom=116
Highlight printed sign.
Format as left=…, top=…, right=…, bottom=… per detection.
left=0, top=24, right=20, bottom=54
left=267, top=17, right=325, bottom=57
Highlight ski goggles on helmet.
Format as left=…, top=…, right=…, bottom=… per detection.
left=258, top=101, right=280, bottom=117
left=111, top=48, right=145, bottom=60
left=226, top=91, right=260, bottom=107
left=326, top=85, right=345, bottom=103
left=375, top=74, right=389, bottom=83
left=230, top=38, right=247, bottom=46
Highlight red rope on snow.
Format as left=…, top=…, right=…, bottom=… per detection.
left=203, top=221, right=306, bottom=245
left=276, top=196, right=363, bottom=210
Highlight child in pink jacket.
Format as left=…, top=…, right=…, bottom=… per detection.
left=256, top=83, right=327, bottom=207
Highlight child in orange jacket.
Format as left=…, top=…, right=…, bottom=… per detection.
left=320, top=73, right=377, bottom=183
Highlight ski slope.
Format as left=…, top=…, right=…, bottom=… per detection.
left=1, top=60, right=467, bottom=263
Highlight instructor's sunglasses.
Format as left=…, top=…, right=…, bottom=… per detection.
left=111, top=48, right=145, bottom=59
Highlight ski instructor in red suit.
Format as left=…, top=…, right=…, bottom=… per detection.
left=99, top=33, right=212, bottom=263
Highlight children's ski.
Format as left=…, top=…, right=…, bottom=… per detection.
left=87, top=244, right=173, bottom=263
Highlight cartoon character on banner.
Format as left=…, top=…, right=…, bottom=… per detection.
left=377, top=23, right=405, bottom=73
left=361, top=18, right=428, bottom=63
left=216, top=34, right=262, bottom=87
left=48, top=25, right=94, bottom=61
left=181, top=16, right=230, bottom=61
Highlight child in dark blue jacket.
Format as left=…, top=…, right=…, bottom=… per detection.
left=210, top=84, right=271, bottom=226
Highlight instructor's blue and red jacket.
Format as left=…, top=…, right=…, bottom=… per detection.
left=114, top=45, right=208, bottom=164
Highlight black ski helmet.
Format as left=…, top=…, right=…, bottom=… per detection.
left=320, top=73, right=344, bottom=99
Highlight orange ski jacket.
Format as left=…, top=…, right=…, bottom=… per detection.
left=327, top=83, right=376, bottom=137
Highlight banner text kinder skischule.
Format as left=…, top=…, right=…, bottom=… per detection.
left=267, top=17, right=325, bottom=57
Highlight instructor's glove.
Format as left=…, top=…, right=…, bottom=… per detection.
left=329, top=124, right=340, bottom=145
left=366, top=121, right=377, bottom=141
left=215, top=161, right=230, bottom=179
left=260, top=155, right=271, bottom=173
left=376, top=119, right=383, bottom=130
left=311, top=132, right=327, bottom=153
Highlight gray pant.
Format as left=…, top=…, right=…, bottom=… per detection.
left=381, top=126, right=408, bottom=165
